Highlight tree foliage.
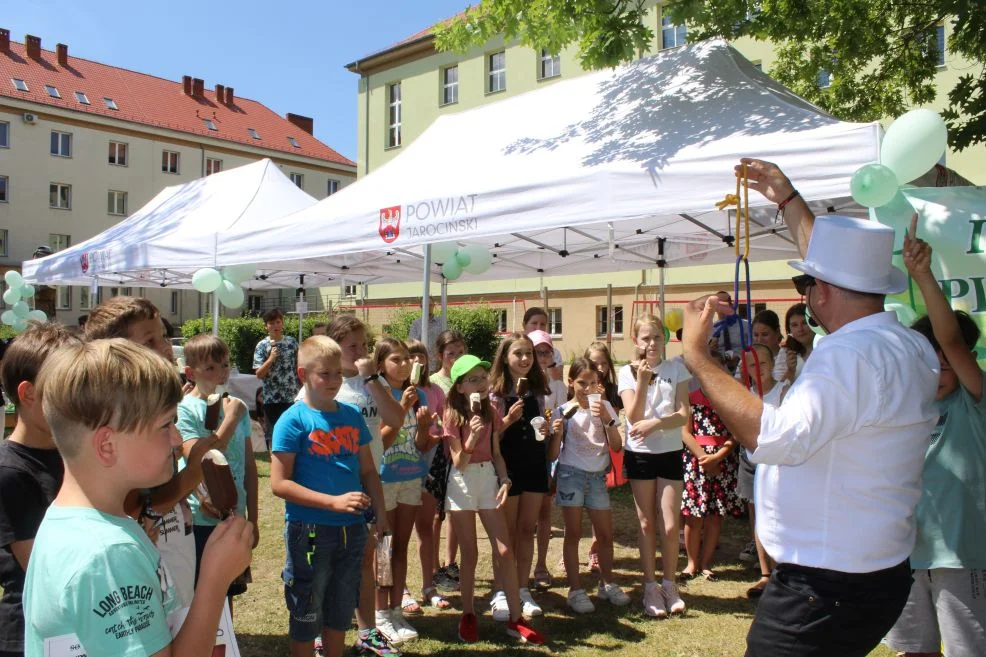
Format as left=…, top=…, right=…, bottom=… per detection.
left=433, top=0, right=985, bottom=151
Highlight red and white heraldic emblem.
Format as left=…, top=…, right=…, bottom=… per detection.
left=80, top=252, right=90, bottom=273
left=379, top=206, right=401, bottom=244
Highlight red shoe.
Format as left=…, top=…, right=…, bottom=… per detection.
left=507, top=617, right=545, bottom=645
left=458, top=613, right=478, bottom=643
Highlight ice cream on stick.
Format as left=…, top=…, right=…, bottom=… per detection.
left=516, top=377, right=529, bottom=397
left=410, top=362, right=423, bottom=385
left=469, top=392, right=481, bottom=414
left=203, top=386, right=229, bottom=431
left=200, top=449, right=237, bottom=519
left=560, top=399, right=580, bottom=419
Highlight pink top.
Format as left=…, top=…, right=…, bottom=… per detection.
left=443, top=408, right=503, bottom=464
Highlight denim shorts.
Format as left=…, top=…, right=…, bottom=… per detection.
left=282, top=520, right=367, bottom=640
left=555, top=463, right=610, bottom=510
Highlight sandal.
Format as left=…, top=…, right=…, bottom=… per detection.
left=701, top=570, right=719, bottom=582
left=677, top=570, right=697, bottom=583
left=401, top=588, right=423, bottom=615
left=747, top=575, right=770, bottom=599
left=533, top=567, right=553, bottom=591
left=423, top=586, right=451, bottom=610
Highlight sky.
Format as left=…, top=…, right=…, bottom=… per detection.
left=2, top=0, right=470, bottom=161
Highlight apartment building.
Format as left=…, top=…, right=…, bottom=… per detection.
left=0, top=29, right=356, bottom=324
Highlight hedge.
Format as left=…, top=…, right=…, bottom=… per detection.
left=386, top=305, right=502, bottom=363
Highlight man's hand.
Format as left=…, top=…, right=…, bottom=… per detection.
left=903, top=214, right=933, bottom=279
left=738, top=158, right=795, bottom=205
left=683, top=295, right=732, bottom=365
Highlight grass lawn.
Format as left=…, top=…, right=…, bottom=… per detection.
left=233, top=453, right=897, bottom=657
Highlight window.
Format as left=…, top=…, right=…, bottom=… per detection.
left=0, top=176, right=7, bottom=203
left=12, top=79, right=28, bottom=92
left=103, top=97, right=118, bottom=110
left=496, top=309, right=508, bottom=333
left=108, top=190, right=127, bottom=215
left=75, top=91, right=90, bottom=105
left=343, top=284, right=357, bottom=298
left=548, top=307, right=563, bottom=336
left=55, top=287, right=71, bottom=310
left=0, top=230, right=7, bottom=257
left=50, top=131, right=72, bottom=157
left=289, top=173, right=304, bottom=189
left=816, top=69, right=831, bottom=88
left=162, top=150, right=180, bottom=174
left=206, top=158, right=222, bottom=175
left=0, top=120, right=7, bottom=147
left=287, top=136, right=300, bottom=148
left=248, top=128, right=261, bottom=140
left=737, top=302, right=767, bottom=320
left=924, top=24, right=946, bottom=67
left=596, top=305, right=624, bottom=337
left=49, top=183, right=71, bottom=209
left=539, top=49, right=560, bottom=80
left=327, top=179, right=339, bottom=196
left=170, top=290, right=179, bottom=315
left=387, top=82, right=402, bottom=148
left=441, top=66, right=459, bottom=105
left=202, top=118, right=217, bottom=131
left=79, top=286, right=93, bottom=311
left=49, top=233, right=70, bottom=252
left=108, top=141, right=128, bottom=166
left=488, top=51, right=506, bottom=93
left=45, top=84, right=61, bottom=98
left=248, top=294, right=263, bottom=314
left=661, top=15, right=687, bottom=49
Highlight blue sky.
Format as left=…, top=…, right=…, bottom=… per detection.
left=3, top=0, right=469, bottom=161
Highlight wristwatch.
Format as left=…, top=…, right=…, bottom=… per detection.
left=606, top=418, right=619, bottom=428
left=363, top=373, right=380, bottom=384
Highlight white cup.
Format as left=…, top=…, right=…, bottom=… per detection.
left=587, top=393, right=602, bottom=416
left=530, top=416, right=547, bottom=441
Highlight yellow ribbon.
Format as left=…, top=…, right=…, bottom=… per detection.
left=717, top=165, right=751, bottom=258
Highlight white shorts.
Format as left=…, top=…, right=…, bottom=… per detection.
left=446, top=462, right=499, bottom=512
left=382, top=479, right=422, bottom=512
left=885, top=568, right=986, bottom=657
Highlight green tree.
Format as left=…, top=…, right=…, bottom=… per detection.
left=434, top=0, right=985, bottom=150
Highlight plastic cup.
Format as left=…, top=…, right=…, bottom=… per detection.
left=530, top=416, right=547, bottom=441
left=587, top=393, right=602, bottom=416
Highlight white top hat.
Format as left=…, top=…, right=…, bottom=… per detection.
left=788, top=215, right=907, bottom=295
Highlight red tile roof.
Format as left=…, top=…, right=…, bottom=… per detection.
left=0, top=37, right=354, bottom=168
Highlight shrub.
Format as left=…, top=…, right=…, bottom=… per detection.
left=386, top=305, right=501, bottom=362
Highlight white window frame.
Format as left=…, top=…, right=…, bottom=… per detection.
left=661, top=15, right=687, bottom=49
left=496, top=309, right=508, bottom=333
left=108, top=190, right=128, bottom=216
left=50, top=130, right=72, bottom=157
left=75, top=91, right=90, bottom=105
left=933, top=24, right=946, bottom=67
left=0, top=176, right=7, bottom=203
left=79, top=286, right=94, bottom=311
left=0, top=120, right=8, bottom=148
left=108, top=141, right=128, bottom=166
left=441, top=65, right=459, bottom=105
left=103, top=97, right=118, bottom=110
left=49, top=233, right=71, bottom=252
left=0, top=229, right=8, bottom=257
left=49, top=183, right=71, bottom=210
left=12, top=78, right=28, bottom=92
left=289, top=172, right=304, bottom=189
left=247, top=294, right=263, bottom=314
left=248, top=128, right=261, bottom=140
left=596, top=305, right=624, bottom=338
left=539, top=49, right=560, bottom=80
left=327, top=179, right=339, bottom=196
left=343, top=284, right=357, bottom=298
left=45, top=84, right=61, bottom=98
left=162, top=150, right=180, bottom=174
left=488, top=51, right=506, bottom=93
left=55, top=286, right=72, bottom=310
left=206, top=158, right=223, bottom=175
left=548, top=307, right=563, bottom=337
left=387, top=82, right=402, bottom=148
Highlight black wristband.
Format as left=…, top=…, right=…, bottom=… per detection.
left=364, top=373, right=380, bottom=384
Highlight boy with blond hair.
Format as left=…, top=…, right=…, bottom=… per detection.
left=0, top=323, right=81, bottom=657
left=177, top=334, right=257, bottom=613
left=23, top=339, right=253, bottom=657
left=271, top=336, right=390, bottom=657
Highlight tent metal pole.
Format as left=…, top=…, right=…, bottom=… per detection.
left=211, top=292, right=220, bottom=336
left=606, top=284, right=613, bottom=352
left=658, top=238, right=667, bottom=319
left=440, top=274, right=448, bottom=336
left=422, top=244, right=432, bottom=352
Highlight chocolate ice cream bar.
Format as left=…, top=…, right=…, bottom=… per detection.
left=516, top=377, right=529, bottom=397
left=203, top=389, right=229, bottom=431
left=469, top=392, right=481, bottom=413
left=560, top=399, right=580, bottom=419
left=201, top=449, right=238, bottom=519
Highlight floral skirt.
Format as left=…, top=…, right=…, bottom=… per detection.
left=681, top=445, right=743, bottom=519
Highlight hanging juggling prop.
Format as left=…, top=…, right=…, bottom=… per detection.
left=430, top=242, right=494, bottom=281
left=2, top=270, right=47, bottom=334
left=191, top=264, right=256, bottom=309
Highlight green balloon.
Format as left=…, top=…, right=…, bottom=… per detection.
left=217, top=280, right=244, bottom=308
left=0, top=310, right=15, bottom=325
left=12, top=301, right=29, bottom=318
left=431, top=242, right=459, bottom=263
left=20, top=284, right=35, bottom=299
left=11, top=318, right=27, bottom=334
left=4, top=270, right=23, bottom=289
left=442, top=259, right=462, bottom=281
left=456, top=250, right=472, bottom=268
left=27, top=309, right=47, bottom=323
left=881, top=109, right=947, bottom=184
left=850, top=163, right=899, bottom=208
left=461, top=244, right=493, bottom=275
left=2, top=289, right=20, bottom=305
left=192, top=268, right=222, bottom=293
left=222, top=264, right=257, bottom=284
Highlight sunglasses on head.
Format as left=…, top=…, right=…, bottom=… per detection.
left=792, top=274, right=817, bottom=296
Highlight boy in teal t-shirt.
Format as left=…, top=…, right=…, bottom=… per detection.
left=886, top=220, right=986, bottom=656
left=23, top=339, right=253, bottom=657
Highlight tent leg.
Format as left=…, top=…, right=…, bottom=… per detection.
left=422, top=244, right=432, bottom=351
left=211, top=293, right=220, bottom=336
left=659, top=267, right=666, bottom=319
left=440, top=275, right=448, bottom=336
left=606, top=284, right=613, bottom=352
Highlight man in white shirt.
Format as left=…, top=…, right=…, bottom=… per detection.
left=681, top=159, right=940, bottom=657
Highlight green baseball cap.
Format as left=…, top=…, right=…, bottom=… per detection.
left=450, top=354, right=491, bottom=384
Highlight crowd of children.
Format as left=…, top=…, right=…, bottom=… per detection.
left=0, top=239, right=982, bottom=657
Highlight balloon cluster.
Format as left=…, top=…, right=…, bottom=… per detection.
left=429, top=243, right=493, bottom=281
left=1, top=271, right=46, bottom=333
left=850, top=109, right=947, bottom=216
left=191, top=264, right=256, bottom=309
left=664, top=309, right=683, bottom=334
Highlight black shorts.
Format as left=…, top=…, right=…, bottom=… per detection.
left=507, top=466, right=550, bottom=496
left=623, top=449, right=684, bottom=481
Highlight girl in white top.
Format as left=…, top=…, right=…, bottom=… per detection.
left=547, top=358, right=630, bottom=614
left=617, top=315, right=691, bottom=619
left=775, top=303, right=814, bottom=384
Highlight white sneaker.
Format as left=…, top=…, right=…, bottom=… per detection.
left=642, top=581, right=667, bottom=619
left=663, top=581, right=686, bottom=615
left=390, top=608, right=419, bottom=642
left=375, top=609, right=403, bottom=644
left=566, top=588, right=595, bottom=614
left=597, top=581, right=630, bottom=607
left=490, top=590, right=510, bottom=622
left=519, top=587, right=543, bottom=617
